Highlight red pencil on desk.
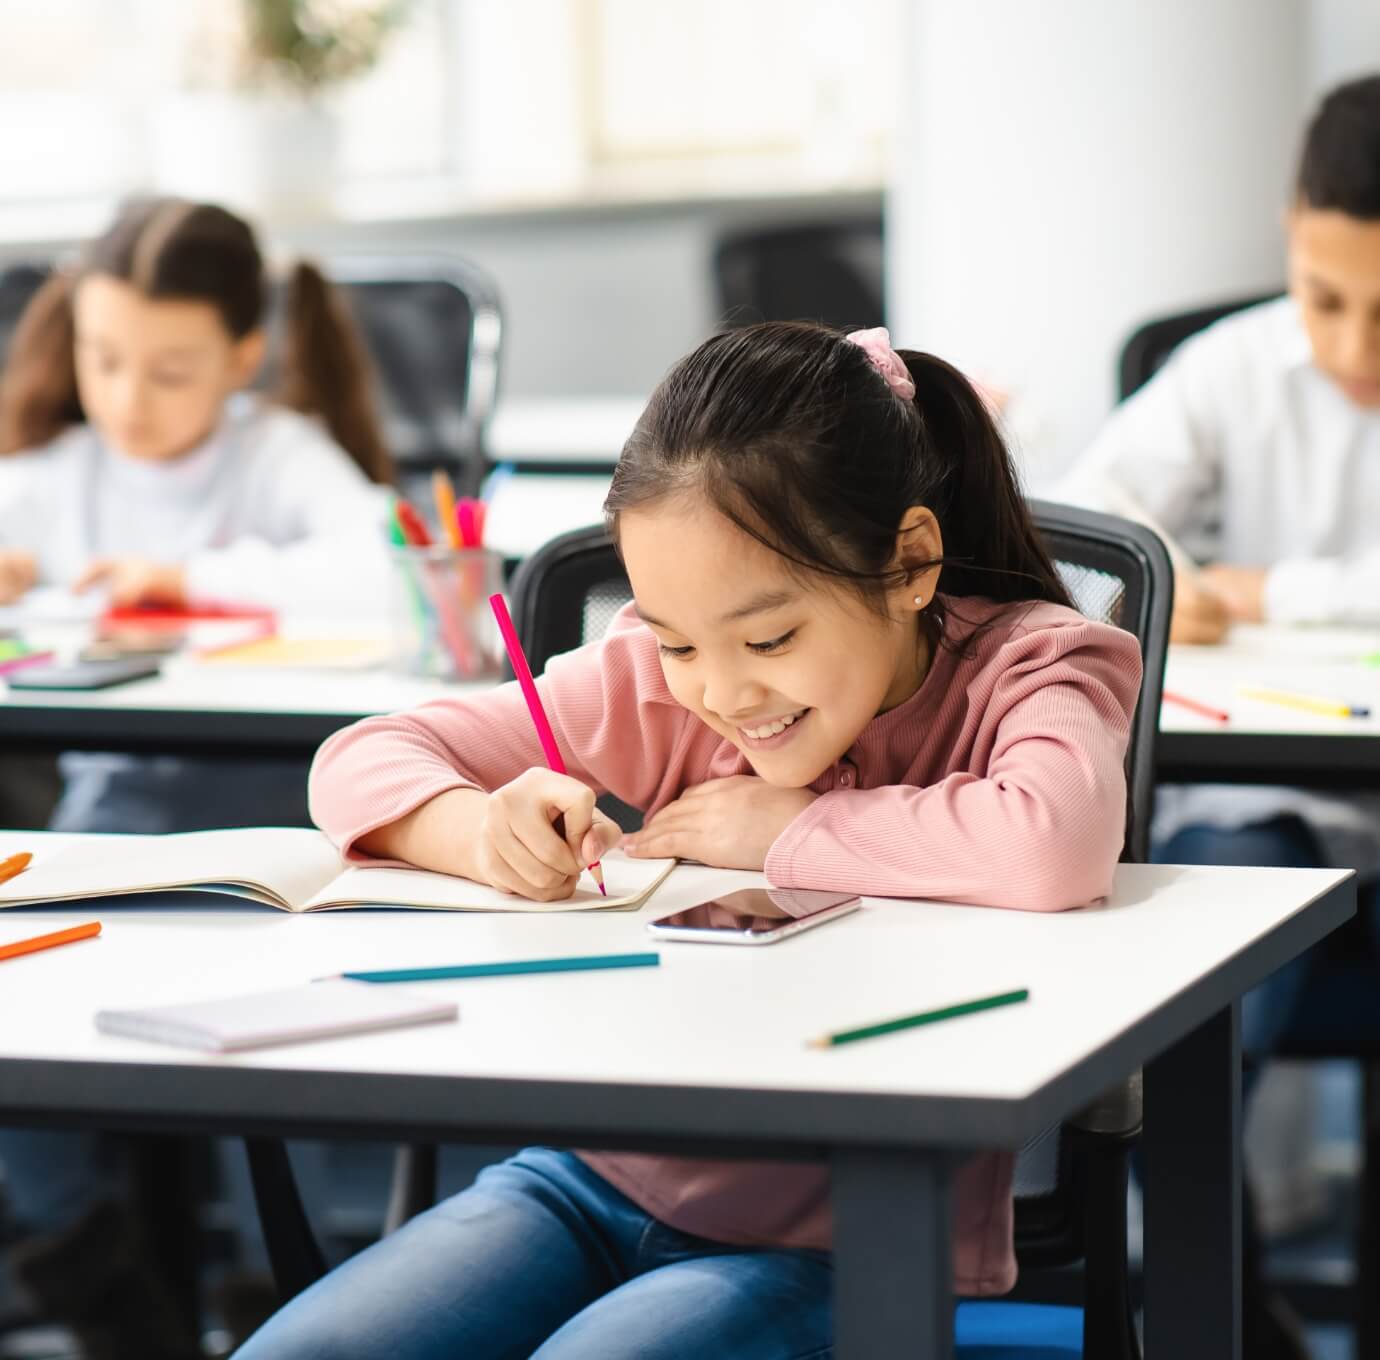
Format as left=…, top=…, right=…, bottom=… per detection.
left=1162, top=689, right=1230, bottom=724
left=488, top=593, right=606, bottom=895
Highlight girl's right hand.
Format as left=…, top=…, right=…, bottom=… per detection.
left=477, top=769, right=623, bottom=900
left=0, top=550, right=37, bottom=604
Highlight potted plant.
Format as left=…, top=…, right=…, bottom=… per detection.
left=151, top=0, right=409, bottom=219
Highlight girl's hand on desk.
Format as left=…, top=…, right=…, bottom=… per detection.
left=1199, top=564, right=1266, bottom=624
left=1169, top=573, right=1231, bottom=645
left=75, top=558, right=187, bottom=608
left=625, top=776, right=817, bottom=871
left=0, top=550, right=36, bottom=604
left=481, top=769, right=622, bottom=901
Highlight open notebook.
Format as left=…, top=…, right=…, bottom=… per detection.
left=0, top=828, right=674, bottom=914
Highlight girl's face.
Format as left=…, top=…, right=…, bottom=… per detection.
left=73, top=274, right=264, bottom=462
left=619, top=496, right=938, bottom=789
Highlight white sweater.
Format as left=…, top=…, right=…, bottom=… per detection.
left=1062, top=295, right=1380, bottom=625
left=0, top=395, right=392, bottom=618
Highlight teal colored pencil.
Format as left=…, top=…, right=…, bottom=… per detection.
left=338, top=952, right=661, bottom=984
left=807, top=988, right=1031, bottom=1048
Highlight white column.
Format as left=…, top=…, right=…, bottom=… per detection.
left=887, top=0, right=1308, bottom=484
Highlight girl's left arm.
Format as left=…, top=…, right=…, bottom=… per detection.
left=764, top=628, right=1143, bottom=911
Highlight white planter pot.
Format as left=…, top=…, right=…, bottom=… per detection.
left=150, top=93, right=340, bottom=221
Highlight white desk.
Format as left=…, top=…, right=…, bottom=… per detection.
left=0, top=621, right=487, bottom=759
left=0, top=832, right=1354, bottom=1358
left=1159, top=623, right=1380, bottom=786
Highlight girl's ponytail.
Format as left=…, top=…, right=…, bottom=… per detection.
left=0, top=272, right=82, bottom=455
left=276, top=261, right=394, bottom=485
left=896, top=349, right=1072, bottom=609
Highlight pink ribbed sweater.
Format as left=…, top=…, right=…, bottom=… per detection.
left=310, top=595, right=1142, bottom=1296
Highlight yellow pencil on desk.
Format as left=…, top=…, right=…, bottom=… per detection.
left=1238, top=686, right=1371, bottom=719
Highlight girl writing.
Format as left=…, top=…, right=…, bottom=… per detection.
left=241, top=322, right=1142, bottom=1359
left=0, top=198, right=394, bottom=1358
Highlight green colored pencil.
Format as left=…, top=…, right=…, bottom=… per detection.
left=807, top=988, right=1030, bottom=1048
left=338, top=952, right=660, bottom=984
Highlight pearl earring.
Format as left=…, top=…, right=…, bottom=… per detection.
left=914, top=595, right=925, bottom=607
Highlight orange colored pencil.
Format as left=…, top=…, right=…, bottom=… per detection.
left=0, top=852, right=32, bottom=886
left=0, top=920, right=101, bottom=964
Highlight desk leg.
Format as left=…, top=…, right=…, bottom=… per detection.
left=1143, top=1001, right=1242, bottom=1360
left=832, top=1148, right=952, bottom=1360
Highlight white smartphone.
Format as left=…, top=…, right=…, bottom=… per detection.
left=646, top=887, right=861, bottom=945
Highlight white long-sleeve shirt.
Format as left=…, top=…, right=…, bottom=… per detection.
left=1062, top=295, right=1380, bottom=624
left=1060, top=296, right=1380, bottom=872
left=0, top=394, right=392, bottom=618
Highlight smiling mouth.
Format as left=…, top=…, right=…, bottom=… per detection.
left=737, top=707, right=811, bottom=741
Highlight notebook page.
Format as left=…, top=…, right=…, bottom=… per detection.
left=0, top=828, right=342, bottom=911
left=304, top=850, right=676, bottom=913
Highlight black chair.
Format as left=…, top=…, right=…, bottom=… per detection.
left=248, top=505, right=1170, bottom=1355
left=713, top=218, right=884, bottom=331
left=507, top=507, right=1171, bottom=1358
left=1120, top=293, right=1380, bottom=1349
left=0, top=255, right=502, bottom=496
left=1117, top=293, right=1281, bottom=401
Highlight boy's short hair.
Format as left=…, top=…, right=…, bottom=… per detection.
left=1296, top=74, right=1380, bottom=220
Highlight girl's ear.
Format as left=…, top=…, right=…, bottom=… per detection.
left=891, top=505, right=943, bottom=612
left=230, top=329, right=266, bottom=390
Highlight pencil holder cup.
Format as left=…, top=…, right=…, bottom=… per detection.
left=389, top=546, right=505, bottom=681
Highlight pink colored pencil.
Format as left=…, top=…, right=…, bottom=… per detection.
left=0, top=650, right=55, bottom=677
left=488, top=593, right=605, bottom=895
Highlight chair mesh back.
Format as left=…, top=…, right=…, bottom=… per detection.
left=582, top=582, right=635, bottom=648
left=1055, top=560, right=1127, bottom=631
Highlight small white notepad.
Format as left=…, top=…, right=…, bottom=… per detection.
left=95, top=979, right=457, bottom=1053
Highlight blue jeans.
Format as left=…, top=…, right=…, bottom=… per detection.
left=234, top=1147, right=833, bottom=1360
left=1154, top=815, right=1380, bottom=1066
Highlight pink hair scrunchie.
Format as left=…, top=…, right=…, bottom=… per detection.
left=845, top=327, right=916, bottom=401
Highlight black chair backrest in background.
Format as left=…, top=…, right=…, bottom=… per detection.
left=0, top=255, right=501, bottom=495
left=713, top=218, right=885, bottom=331
left=1117, top=292, right=1282, bottom=401
left=511, top=507, right=1171, bottom=863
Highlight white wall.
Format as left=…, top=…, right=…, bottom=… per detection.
left=888, top=0, right=1311, bottom=487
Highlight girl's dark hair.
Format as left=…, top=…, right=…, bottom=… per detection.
left=605, top=321, right=1072, bottom=626
left=0, top=197, right=392, bottom=482
left=1296, top=74, right=1380, bottom=220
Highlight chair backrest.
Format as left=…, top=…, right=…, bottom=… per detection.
left=713, top=218, right=885, bottom=331
left=0, top=254, right=501, bottom=491
left=513, top=512, right=1171, bottom=1284
left=510, top=507, right=1170, bottom=861
left=1026, top=499, right=1171, bottom=865
left=1117, top=292, right=1281, bottom=400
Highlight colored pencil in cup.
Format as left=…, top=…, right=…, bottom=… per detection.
left=433, top=471, right=462, bottom=550
left=807, top=988, right=1030, bottom=1048
left=1238, top=686, right=1371, bottom=719
left=397, top=497, right=474, bottom=675
left=327, top=952, right=659, bottom=984
left=488, top=592, right=606, bottom=895
left=0, top=920, right=101, bottom=965
left=0, top=852, right=32, bottom=886
left=1162, top=689, right=1230, bottom=724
